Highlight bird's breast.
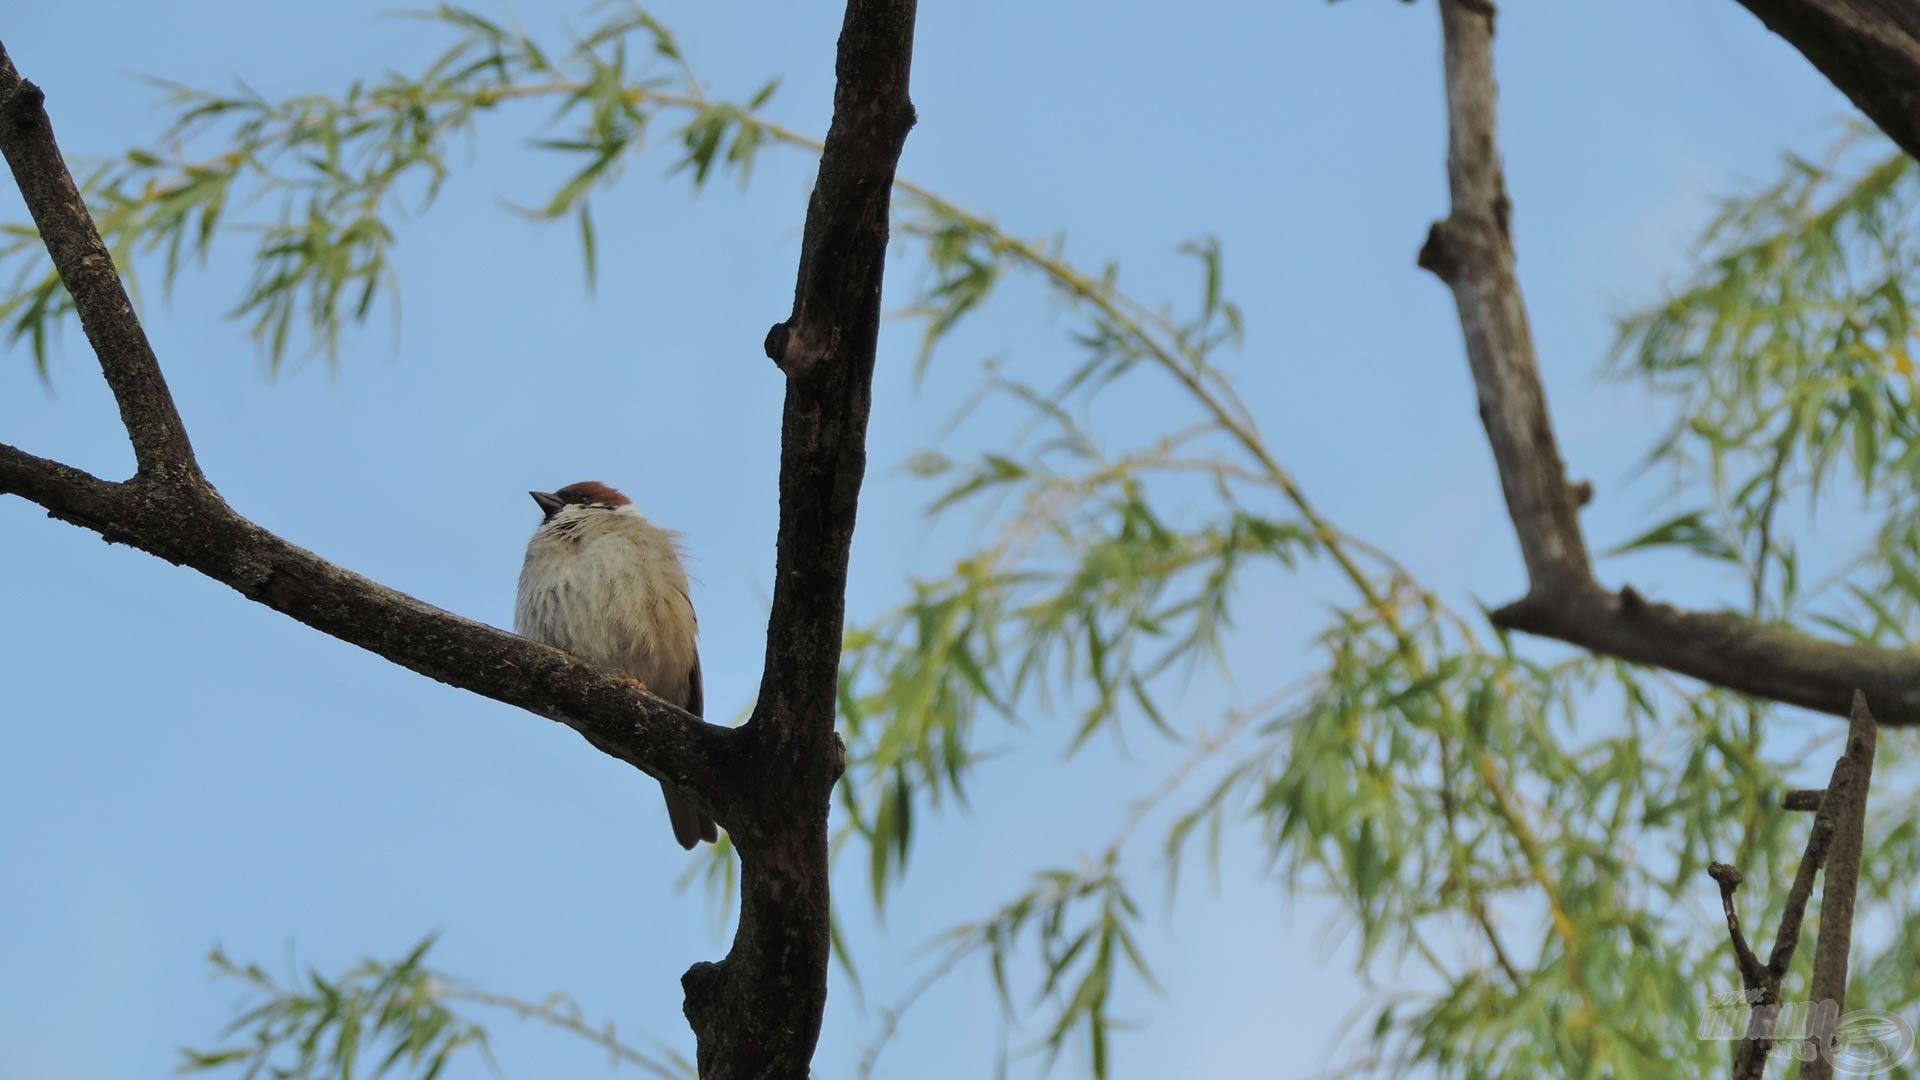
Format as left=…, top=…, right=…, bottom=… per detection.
left=514, top=519, right=697, bottom=705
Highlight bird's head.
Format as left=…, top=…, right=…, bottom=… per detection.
left=528, top=480, right=632, bottom=523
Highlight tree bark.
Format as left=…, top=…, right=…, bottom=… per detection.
left=1733, top=0, right=1920, bottom=165
left=683, top=0, right=918, bottom=1075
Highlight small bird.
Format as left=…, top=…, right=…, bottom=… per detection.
left=515, top=480, right=718, bottom=849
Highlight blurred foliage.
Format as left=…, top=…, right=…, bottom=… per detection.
left=1615, top=123, right=1920, bottom=636
left=13, top=4, right=1920, bottom=1078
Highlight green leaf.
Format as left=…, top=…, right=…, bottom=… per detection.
left=1604, top=509, right=1740, bottom=563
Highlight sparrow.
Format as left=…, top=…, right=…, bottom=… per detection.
left=515, top=480, right=718, bottom=849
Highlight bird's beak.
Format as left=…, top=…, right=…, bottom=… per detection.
left=529, top=491, right=565, bottom=520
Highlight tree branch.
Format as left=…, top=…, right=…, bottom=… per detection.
left=1420, top=0, right=1920, bottom=726
left=0, top=44, right=199, bottom=483
left=1418, top=0, right=1590, bottom=598
left=1493, top=586, right=1920, bottom=723
left=1710, top=691, right=1877, bottom=1078
left=1802, top=690, right=1878, bottom=1080
left=678, top=1, right=918, bottom=1076
left=1733, top=0, right=1920, bottom=165
left=0, top=440, right=737, bottom=805
left=755, top=0, right=919, bottom=738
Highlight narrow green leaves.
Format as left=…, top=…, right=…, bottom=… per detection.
left=180, top=938, right=489, bottom=1080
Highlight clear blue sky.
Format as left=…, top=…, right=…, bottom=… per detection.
left=0, top=1, right=1855, bottom=1077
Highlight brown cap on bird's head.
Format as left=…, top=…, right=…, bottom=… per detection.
left=554, top=481, right=630, bottom=506
left=529, top=480, right=632, bottom=520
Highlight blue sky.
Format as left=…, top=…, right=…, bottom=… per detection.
left=0, top=1, right=1859, bottom=1077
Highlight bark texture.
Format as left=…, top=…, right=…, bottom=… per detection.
left=685, top=0, right=918, bottom=1075
left=1735, top=0, right=1920, bottom=165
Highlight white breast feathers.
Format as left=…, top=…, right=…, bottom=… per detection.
left=514, top=507, right=698, bottom=711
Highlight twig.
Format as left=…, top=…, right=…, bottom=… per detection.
left=852, top=942, right=973, bottom=1080
left=1783, top=789, right=1825, bottom=812
left=1708, top=863, right=1767, bottom=993
left=431, top=984, right=685, bottom=1079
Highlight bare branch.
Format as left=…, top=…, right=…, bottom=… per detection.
left=1493, top=586, right=1920, bottom=724
left=0, top=437, right=735, bottom=809
left=679, top=1, right=918, bottom=1075
left=1418, top=0, right=1590, bottom=596
left=1710, top=690, right=1878, bottom=1077
left=1708, top=863, right=1769, bottom=993
left=754, top=0, right=919, bottom=739
left=1733, top=0, right=1920, bottom=165
left=1784, top=788, right=1826, bottom=811
left=0, top=44, right=199, bottom=483
left=1419, top=0, right=1920, bottom=726
left=0, top=442, right=122, bottom=525
left=1802, top=690, right=1879, bottom=1080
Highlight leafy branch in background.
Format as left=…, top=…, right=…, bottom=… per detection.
left=0, top=2, right=781, bottom=372
left=179, top=937, right=693, bottom=1079
left=13, top=3, right=1920, bottom=1077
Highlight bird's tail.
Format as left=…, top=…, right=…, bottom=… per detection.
left=660, top=781, right=718, bottom=850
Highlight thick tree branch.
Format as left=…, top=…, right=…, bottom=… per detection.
left=1734, top=0, right=1920, bottom=165
left=0, top=44, right=199, bottom=484
left=1421, top=0, right=1920, bottom=726
left=0, top=444, right=737, bottom=810
left=675, top=1, right=917, bottom=1076
left=756, top=0, right=918, bottom=739
left=1494, top=586, right=1920, bottom=723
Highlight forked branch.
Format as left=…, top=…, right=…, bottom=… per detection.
left=2, top=1, right=920, bottom=1071
left=1421, top=0, right=1920, bottom=725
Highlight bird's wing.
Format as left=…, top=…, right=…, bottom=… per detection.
left=688, top=649, right=704, bottom=720
left=674, top=584, right=704, bottom=719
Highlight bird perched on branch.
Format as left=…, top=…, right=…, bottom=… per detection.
left=515, top=480, right=718, bottom=849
